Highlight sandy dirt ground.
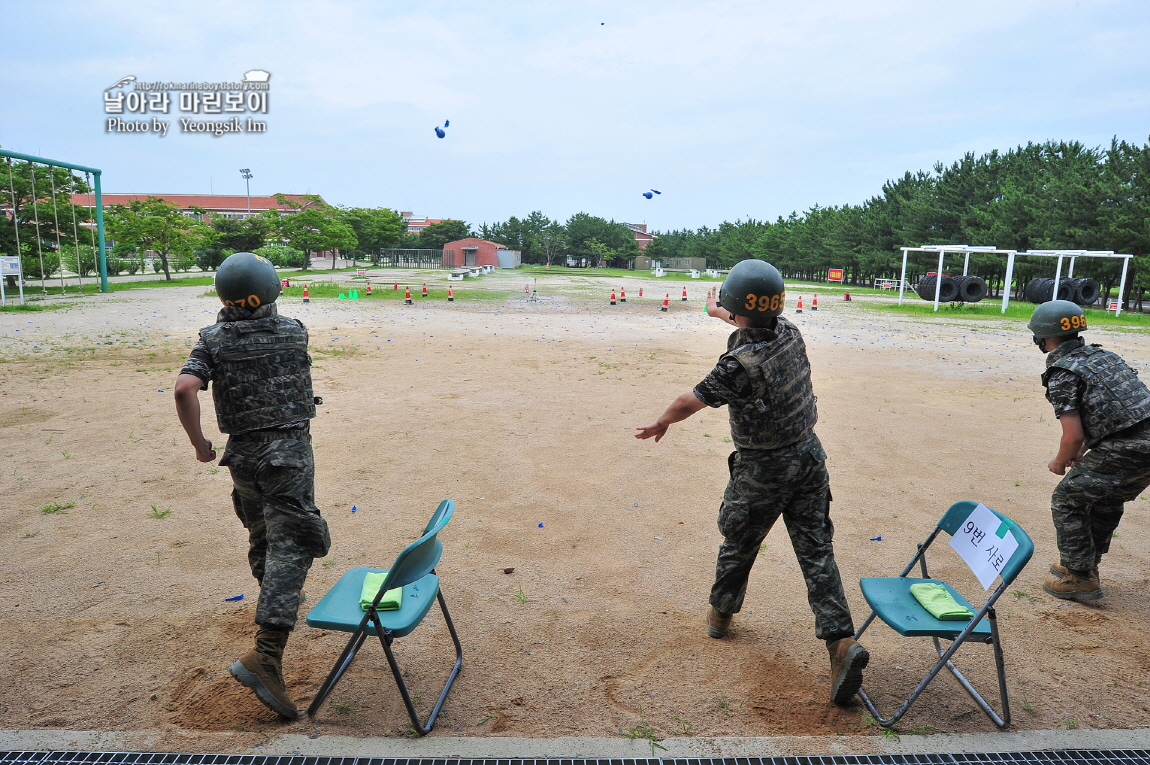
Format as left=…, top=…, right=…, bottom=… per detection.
left=2, top=270, right=1150, bottom=750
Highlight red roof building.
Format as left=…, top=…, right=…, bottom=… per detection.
left=442, top=237, right=512, bottom=269
left=400, top=211, right=444, bottom=234
left=77, top=193, right=327, bottom=221
left=623, top=222, right=655, bottom=250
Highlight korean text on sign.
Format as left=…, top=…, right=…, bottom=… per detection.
left=948, top=502, right=1019, bottom=590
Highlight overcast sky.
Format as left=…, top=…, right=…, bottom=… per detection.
left=2, top=1, right=1148, bottom=233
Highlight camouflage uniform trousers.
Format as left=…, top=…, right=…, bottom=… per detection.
left=221, top=431, right=331, bottom=631
left=710, top=433, right=855, bottom=641
left=1051, top=439, right=1150, bottom=571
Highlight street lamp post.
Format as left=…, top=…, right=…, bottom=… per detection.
left=239, top=168, right=253, bottom=217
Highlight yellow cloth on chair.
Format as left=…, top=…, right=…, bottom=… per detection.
left=909, top=582, right=974, bottom=620
left=359, top=572, right=403, bottom=611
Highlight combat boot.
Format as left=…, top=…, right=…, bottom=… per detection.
left=706, top=606, right=732, bottom=639
left=827, top=637, right=869, bottom=705
left=1043, top=567, right=1103, bottom=603
left=229, top=629, right=299, bottom=719
left=1049, top=556, right=1101, bottom=580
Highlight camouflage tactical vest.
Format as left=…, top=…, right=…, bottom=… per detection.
left=723, top=318, right=818, bottom=450
left=1043, top=341, right=1150, bottom=448
left=199, top=315, right=316, bottom=435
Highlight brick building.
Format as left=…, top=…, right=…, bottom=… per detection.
left=442, top=238, right=520, bottom=268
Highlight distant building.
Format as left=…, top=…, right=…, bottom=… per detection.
left=83, top=193, right=327, bottom=221
left=400, top=211, right=445, bottom=235
left=442, top=237, right=520, bottom=269
left=623, top=222, right=655, bottom=250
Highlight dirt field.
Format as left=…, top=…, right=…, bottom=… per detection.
left=2, top=271, right=1150, bottom=749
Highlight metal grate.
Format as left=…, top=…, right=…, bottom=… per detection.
left=3, top=752, right=1150, bottom=765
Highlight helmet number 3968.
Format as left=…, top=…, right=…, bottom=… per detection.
left=744, top=292, right=785, bottom=313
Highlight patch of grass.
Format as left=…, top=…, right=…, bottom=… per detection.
left=333, top=701, right=361, bottom=714
left=322, top=560, right=336, bottom=568
left=22, top=530, right=40, bottom=538
left=623, top=708, right=667, bottom=756
left=40, top=501, right=73, bottom=514
left=1060, top=719, right=1079, bottom=729
left=149, top=504, right=172, bottom=519
left=477, top=713, right=497, bottom=725
left=1, top=303, right=55, bottom=312
left=1021, top=698, right=1038, bottom=715
left=514, top=584, right=527, bottom=603
left=670, top=714, right=693, bottom=735
left=873, top=299, right=1150, bottom=330
left=1012, top=590, right=1037, bottom=602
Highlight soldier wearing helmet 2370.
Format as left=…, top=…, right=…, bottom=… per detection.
left=1030, top=299, right=1150, bottom=603
left=174, top=252, right=330, bottom=719
left=636, top=259, right=868, bottom=706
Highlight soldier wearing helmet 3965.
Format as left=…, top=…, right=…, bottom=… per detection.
left=1030, top=299, right=1150, bottom=603
left=637, top=259, right=868, bottom=706
left=174, top=252, right=330, bottom=720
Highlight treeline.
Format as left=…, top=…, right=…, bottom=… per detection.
left=477, top=139, right=1150, bottom=302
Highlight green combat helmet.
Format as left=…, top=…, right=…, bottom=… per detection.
left=215, top=252, right=281, bottom=309
left=1028, top=299, right=1087, bottom=349
left=719, top=259, right=787, bottom=317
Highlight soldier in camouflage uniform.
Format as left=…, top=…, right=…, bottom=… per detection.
left=1030, top=300, right=1150, bottom=602
left=174, top=252, right=330, bottom=719
left=637, top=260, right=868, bottom=706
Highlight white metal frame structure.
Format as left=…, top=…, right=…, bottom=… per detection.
left=898, top=245, right=1133, bottom=316
left=898, top=245, right=1015, bottom=313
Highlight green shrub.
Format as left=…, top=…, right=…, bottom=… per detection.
left=255, top=245, right=305, bottom=269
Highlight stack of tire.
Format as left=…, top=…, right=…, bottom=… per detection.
left=915, top=274, right=988, bottom=303
left=1024, top=277, right=1099, bottom=306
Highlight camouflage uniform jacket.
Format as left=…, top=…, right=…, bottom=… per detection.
left=694, top=318, right=817, bottom=450
left=1042, top=338, right=1150, bottom=449
left=196, top=315, right=316, bottom=435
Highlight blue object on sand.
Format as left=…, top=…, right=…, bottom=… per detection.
left=352, top=505, right=358, bottom=513
left=870, top=536, right=882, bottom=541
left=225, top=594, right=244, bottom=601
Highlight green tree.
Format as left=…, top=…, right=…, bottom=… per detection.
left=105, top=196, right=211, bottom=281
left=265, top=194, right=357, bottom=271
left=417, top=219, right=472, bottom=250
left=339, top=207, right=406, bottom=254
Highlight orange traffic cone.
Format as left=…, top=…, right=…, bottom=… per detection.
left=796, top=296, right=803, bottom=313
left=422, top=283, right=428, bottom=298
left=404, top=287, right=412, bottom=305
left=611, top=289, right=617, bottom=306
left=620, top=288, right=626, bottom=303
left=366, top=282, right=372, bottom=296
left=681, top=286, right=688, bottom=302
left=448, top=285, right=454, bottom=302
left=302, top=285, right=309, bottom=304
left=811, top=294, right=817, bottom=311
left=661, top=294, right=669, bottom=312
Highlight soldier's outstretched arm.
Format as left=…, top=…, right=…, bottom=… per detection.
left=1048, top=411, right=1085, bottom=475
left=174, top=373, right=217, bottom=463
left=706, top=286, right=737, bottom=326
left=635, top=391, right=708, bottom=442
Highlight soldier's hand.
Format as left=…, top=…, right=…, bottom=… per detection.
left=1047, top=457, right=1069, bottom=475
left=195, top=439, right=217, bottom=463
left=635, top=422, right=668, bottom=442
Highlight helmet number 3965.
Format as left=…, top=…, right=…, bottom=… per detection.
left=744, top=292, right=785, bottom=313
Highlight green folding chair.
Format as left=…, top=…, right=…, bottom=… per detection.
left=305, top=499, right=462, bottom=733
left=854, top=500, right=1033, bottom=728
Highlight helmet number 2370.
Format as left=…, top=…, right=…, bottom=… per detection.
left=1060, top=315, right=1087, bottom=331
left=744, top=292, right=785, bottom=312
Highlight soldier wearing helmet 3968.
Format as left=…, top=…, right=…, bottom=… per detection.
left=173, top=252, right=330, bottom=720
left=636, top=259, right=868, bottom=706
left=1030, top=299, right=1150, bottom=603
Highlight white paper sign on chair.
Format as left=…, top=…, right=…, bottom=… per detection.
left=948, top=502, right=1020, bottom=589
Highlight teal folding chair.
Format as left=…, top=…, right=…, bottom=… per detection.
left=305, top=499, right=462, bottom=733
left=854, top=500, right=1033, bottom=728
